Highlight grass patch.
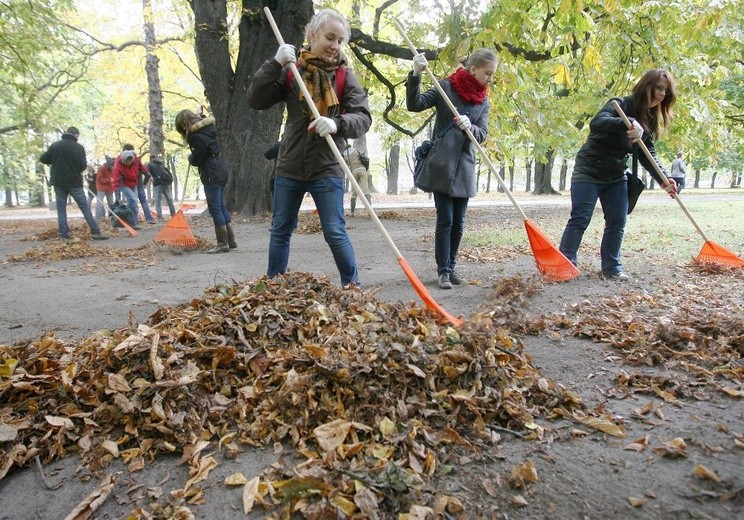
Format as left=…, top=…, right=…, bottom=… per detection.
left=463, top=197, right=744, bottom=265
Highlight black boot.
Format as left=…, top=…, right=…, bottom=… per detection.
left=207, top=225, right=229, bottom=253
left=226, top=223, right=237, bottom=249
left=350, top=196, right=356, bottom=216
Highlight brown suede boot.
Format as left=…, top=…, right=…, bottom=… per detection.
left=207, top=225, right=229, bottom=254
left=226, top=223, right=237, bottom=249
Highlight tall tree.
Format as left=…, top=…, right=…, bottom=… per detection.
left=187, top=0, right=313, bottom=216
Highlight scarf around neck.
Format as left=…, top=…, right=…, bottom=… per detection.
left=449, top=67, right=488, bottom=105
left=298, top=49, right=344, bottom=118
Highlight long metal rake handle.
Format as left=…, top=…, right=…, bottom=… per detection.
left=611, top=100, right=710, bottom=242
left=263, top=7, right=404, bottom=260
left=393, top=20, right=528, bottom=221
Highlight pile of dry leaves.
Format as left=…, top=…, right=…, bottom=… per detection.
left=0, top=273, right=586, bottom=518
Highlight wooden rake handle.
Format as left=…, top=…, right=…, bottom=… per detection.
left=263, top=7, right=404, bottom=259
left=393, top=20, right=528, bottom=221
left=611, top=100, right=709, bottom=242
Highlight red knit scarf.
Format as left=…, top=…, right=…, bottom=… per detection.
left=448, top=67, right=488, bottom=104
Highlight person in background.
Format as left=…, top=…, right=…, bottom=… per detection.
left=406, top=49, right=496, bottom=289
left=343, top=133, right=371, bottom=217
left=669, top=151, right=687, bottom=193
left=148, top=155, right=177, bottom=220
left=112, top=149, right=142, bottom=229
left=121, top=144, right=156, bottom=224
left=558, top=68, right=678, bottom=281
left=247, top=8, right=371, bottom=286
left=85, top=164, right=97, bottom=210
left=174, top=109, right=237, bottom=253
left=95, top=155, right=115, bottom=219
left=39, top=126, right=108, bottom=240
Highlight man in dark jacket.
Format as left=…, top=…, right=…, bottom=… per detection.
left=148, top=155, right=176, bottom=219
left=39, top=127, right=108, bottom=240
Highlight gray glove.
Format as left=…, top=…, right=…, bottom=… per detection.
left=627, top=119, right=644, bottom=141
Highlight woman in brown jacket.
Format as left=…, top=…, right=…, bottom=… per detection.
left=248, top=8, right=371, bottom=286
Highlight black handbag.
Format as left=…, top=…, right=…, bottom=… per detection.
left=626, top=150, right=646, bottom=214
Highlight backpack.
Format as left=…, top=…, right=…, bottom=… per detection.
left=159, top=166, right=174, bottom=185
left=286, top=67, right=347, bottom=111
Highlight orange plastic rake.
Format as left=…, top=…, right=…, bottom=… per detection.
left=263, top=7, right=462, bottom=328
left=612, top=101, right=744, bottom=268
left=153, top=209, right=198, bottom=248
left=393, top=21, right=580, bottom=282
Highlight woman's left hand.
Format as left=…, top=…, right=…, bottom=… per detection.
left=308, top=117, right=337, bottom=137
left=455, top=115, right=472, bottom=132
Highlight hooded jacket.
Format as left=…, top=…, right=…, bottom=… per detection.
left=247, top=59, right=372, bottom=182
left=573, top=96, right=668, bottom=184
left=113, top=154, right=145, bottom=190
left=406, top=74, right=489, bottom=198
left=186, top=116, right=228, bottom=185
left=96, top=162, right=114, bottom=192
left=39, top=132, right=87, bottom=188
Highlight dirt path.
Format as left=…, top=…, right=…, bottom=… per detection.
left=0, top=199, right=742, bottom=519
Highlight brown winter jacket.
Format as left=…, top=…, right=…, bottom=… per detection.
left=247, top=58, right=371, bottom=182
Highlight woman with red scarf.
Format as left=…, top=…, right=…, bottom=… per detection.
left=407, top=49, right=497, bottom=289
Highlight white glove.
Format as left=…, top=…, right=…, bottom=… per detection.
left=662, top=178, right=677, bottom=197
left=308, top=117, right=337, bottom=137
left=627, top=119, right=644, bottom=141
left=274, top=44, right=296, bottom=66
left=412, top=53, right=428, bottom=76
left=455, top=115, right=472, bottom=132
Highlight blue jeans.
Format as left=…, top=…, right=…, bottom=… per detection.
left=153, top=184, right=176, bottom=219
left=433, top=192, right=469, bottom=275
left=95, top=191, right=114, bottom=219
left=120, top=186, right=139, bottom=226
left=137, top=182, right=155, bottom=222
left=559, top=179, right=628, bottom=275
left=269, top=176, right=358, bottom=286
left=54, top=186, right=101, bottom=238
left=204, top=179, right=231, bottom=227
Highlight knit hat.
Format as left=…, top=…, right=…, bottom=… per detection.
left=121, top=150, right=136, bottom=163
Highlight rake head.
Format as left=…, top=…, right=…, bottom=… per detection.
left=696, top=241, right=744, bottom=268
left=153, top=210, right=198, bottom=248
left=524, top=219, right=580, bottom=282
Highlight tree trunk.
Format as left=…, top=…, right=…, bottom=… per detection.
left=559, top=157, right=567, bottom=191
left=533, top=149, right=558, bottom=195
left=711, top=171, right=717, bottom=188
left=694, top=167, right=700, bottom=188
left=142, top=0, right=165, bottom=162
left=509, top=159, right=515, bottom=192
left=387, top=142, right=400, bottom=194
left=189, top=0, right=313, bottom=217
left=525, top=156, right=532, bottom=192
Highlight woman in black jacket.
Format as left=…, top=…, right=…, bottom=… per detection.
left=559, top=68, right=678, bottom=280
left=175, top=110, right=237, bottom=253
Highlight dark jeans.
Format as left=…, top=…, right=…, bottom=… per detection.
left=136, top=182, right=155, bottom=222
left=433, top=192, right=469, bottom=275
left=54, top=186, right=101, bottom=238
left=269, top=176, right=358, bottom=286
left=204, top=179, right=231, bottom=227
left=559, top=179, right=628, bottom=275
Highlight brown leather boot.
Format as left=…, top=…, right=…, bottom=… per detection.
left=207, top=226, right=229, bottom=253
left=226, top=223, right=237, bottom=249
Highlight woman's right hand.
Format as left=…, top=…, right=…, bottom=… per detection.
left=274, top=44, right=296, bottom=66
left=627, top=120, right=644, bottom=141
left=412, top=53, right=428, bottom=76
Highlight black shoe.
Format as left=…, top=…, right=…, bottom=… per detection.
left=449, top=271, right=465, bottom=285
left=91, top=234, right=109, bottom=240
left=603, top=271, right=629, bottom=281
left=438, top=273, right=452, bottom=289
left=132, top=225, right=142, bottom=230
left=147, top=220, right=157, bottom=225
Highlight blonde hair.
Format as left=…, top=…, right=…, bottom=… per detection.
left=304, top=9, right=349, bottom=44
